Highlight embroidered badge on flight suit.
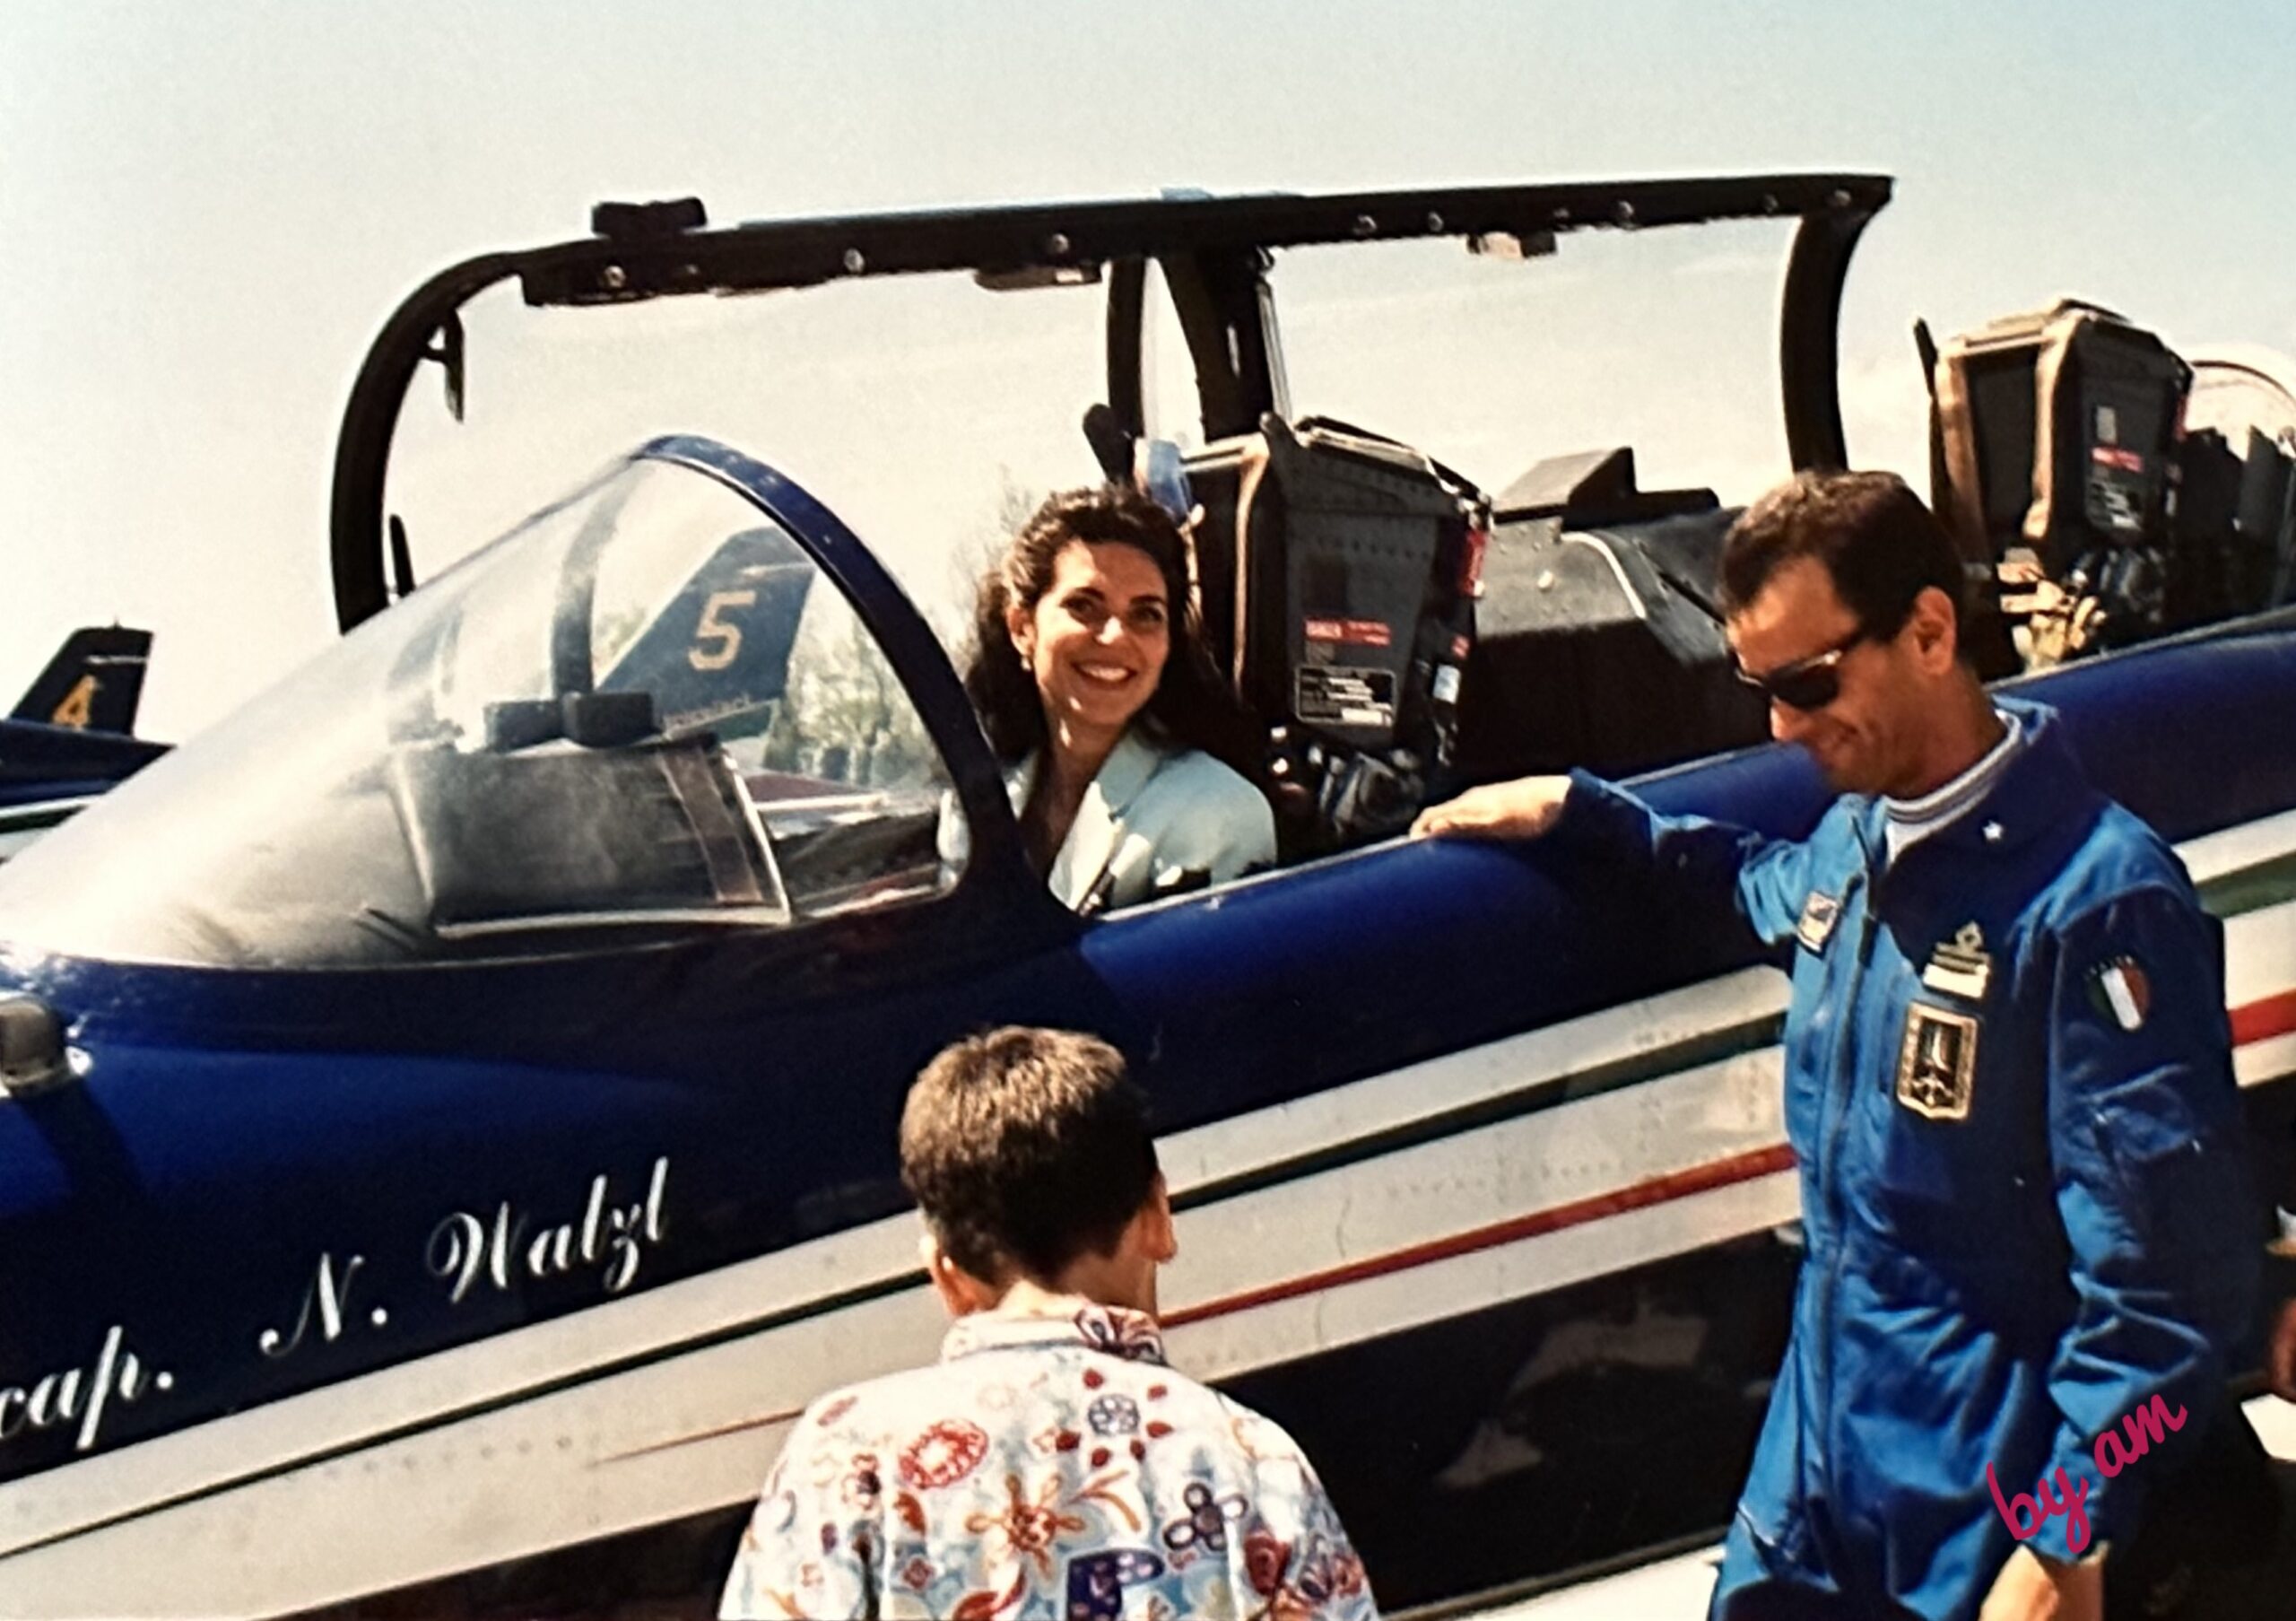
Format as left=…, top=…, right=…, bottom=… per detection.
left=1796, top=891, right=1841, bottom=953
left=1921, top=922, right=1993, bottom=1000
left=1897, top=1003, right=1979, bottom=1121
left=2086, top=956, right=2152, bottom=1032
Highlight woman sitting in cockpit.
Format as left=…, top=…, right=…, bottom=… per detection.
left=948, top=484, right=1275, bottom=915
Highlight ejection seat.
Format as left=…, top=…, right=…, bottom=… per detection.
left=1163, top=420, right=1775, bottom=834
left=1176, top=416, right=1488, bottom=858
left=1922, top=298, right=2296, bottom=669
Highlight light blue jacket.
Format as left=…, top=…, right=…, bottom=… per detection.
left=944, top=728, right=1275, bottom=915
left=1559, top=698, right=2256, bottom=1619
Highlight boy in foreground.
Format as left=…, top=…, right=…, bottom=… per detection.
left=720, top=1024, right=1378, bottom=1620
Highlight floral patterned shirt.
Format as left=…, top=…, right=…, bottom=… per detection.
left=719, top=1303, right=1378, bottom=1619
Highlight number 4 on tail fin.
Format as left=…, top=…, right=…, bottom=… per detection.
left=12, top=627, right=152, bottom=735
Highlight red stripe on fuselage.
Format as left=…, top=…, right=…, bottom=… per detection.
left=1162, top=1143, right=1800, bottom=1329
left=2232, top=988, right=2296, bottom=1048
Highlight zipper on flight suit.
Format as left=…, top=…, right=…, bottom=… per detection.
left=1811, top=824, right=1883, bottom=1498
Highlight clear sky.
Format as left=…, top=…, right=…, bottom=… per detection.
left=4, top=0, right=2292, bottom=740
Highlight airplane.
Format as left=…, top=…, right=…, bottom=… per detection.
left=0, top=627, right=165, bottom=863
left=0, top=174, right=2292, bottom=1619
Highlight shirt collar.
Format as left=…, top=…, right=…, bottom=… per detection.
left=1870, top=696, right=2091, bottom=866
left=1012, top=729, right=1172, bottom=910
left=1091, top=728, right=1166, bottom=812
left=1010, top=728, right=1166, bottom=815
left=1883, top=705, right=2025, bottom=860
left=939, top=1302, right=1170, bottom=1366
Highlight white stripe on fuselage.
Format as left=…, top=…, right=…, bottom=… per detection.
left=3, top=853, right=2292, bottom=1615
left=2181, top=806, right=2296, bottom=885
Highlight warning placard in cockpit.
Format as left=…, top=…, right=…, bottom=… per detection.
left=1296, top=666, right=1396, bottom=730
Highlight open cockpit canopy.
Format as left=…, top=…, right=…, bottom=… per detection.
left=334, top=174, right=1893, bottom=632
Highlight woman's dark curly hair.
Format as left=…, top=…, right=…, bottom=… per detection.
left=962, top=484, right=1264, bottom=782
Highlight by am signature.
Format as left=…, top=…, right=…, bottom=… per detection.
left=1986, top=1392, right=2187, bottom=1556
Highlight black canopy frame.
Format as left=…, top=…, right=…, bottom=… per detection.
left=331, top=171, right=1892, bottom=631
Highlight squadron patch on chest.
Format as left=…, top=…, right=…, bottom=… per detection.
left=1896, top=1003, right=1979, bottom=1121
left=1796, top=890, right=1842, bottom=953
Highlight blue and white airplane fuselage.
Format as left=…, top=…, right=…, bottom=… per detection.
left=3, top=174, right=2293, bottom=1617
left=0, top=437, right=2289, bottom=1617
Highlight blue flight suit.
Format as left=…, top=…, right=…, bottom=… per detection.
left=1556, top=697, right=2257, bottom=1621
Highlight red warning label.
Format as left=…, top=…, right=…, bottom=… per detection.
left=1303, top=617, right=1394, bottom=648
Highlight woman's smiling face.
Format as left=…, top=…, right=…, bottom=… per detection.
left=1007, top=539, right=1172, bottom=743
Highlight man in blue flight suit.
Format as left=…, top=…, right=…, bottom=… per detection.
left=1415, top=470, right=2257, bottom=1621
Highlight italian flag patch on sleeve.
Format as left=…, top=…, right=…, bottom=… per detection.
left=2088, top=956, right=2152, bottom=1032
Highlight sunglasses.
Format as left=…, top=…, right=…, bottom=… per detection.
left=1734, top=625, right=1869, bottom=712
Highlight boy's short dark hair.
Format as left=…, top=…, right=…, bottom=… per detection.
left=1719, top=470, right=1968, bottom=653
left=900, top=1026, right=1160, bottom=1285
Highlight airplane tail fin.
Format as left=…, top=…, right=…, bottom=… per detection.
left=12, top=627, right=153, bottom=734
